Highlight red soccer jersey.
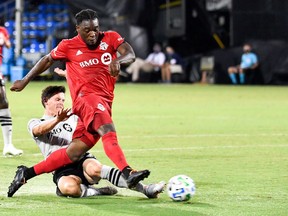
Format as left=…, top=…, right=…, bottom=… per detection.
left=0, top=26, right=9, bottom=65
left=50, top=31, right=124, bottom=103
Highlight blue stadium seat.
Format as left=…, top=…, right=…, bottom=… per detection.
left=38, top=4, right=47, bottom=13
left=22, top=30, right=30, bottom=38
left=46, top=21, right=56, bottom=34
left=46, top=13, right=54, bottom=21
left=22, top=21, right=30, bottom=29
left=39, top=43, right=46, bottom=54
left=29, top=21, right=37, bottom=30
left=29, top=12, right=38, bottom=21
left=4, top=20, right=14, bottom=35
left=28, top=30, right=37, bottom=39
left=36, top=19, right=46, bottom=30
left=7, top=2, right=69, bottom=57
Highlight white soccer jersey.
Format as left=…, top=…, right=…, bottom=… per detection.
left=28, top=115, right=78, bottom=159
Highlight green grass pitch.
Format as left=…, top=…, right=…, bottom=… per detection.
left=0, top=82, right=287, bottom=216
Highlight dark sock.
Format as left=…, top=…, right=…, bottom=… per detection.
left=122, top=166, right=132, bottom=178
left=24, top=167, right=36, bottom=181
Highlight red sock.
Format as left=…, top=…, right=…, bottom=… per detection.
left=102, top=132, right=129, bottom=171
left=34, top=148, right=72, bottom=175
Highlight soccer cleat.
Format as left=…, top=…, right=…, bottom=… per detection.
left=126, top=170, right=150, bottom=189
left=3, top=145, right=23, bottom=156
left=7, top=165, right=27, bottom=197
left=144, top=181, right=166, bottom=199
left=95, top=186, right=118, bottom=196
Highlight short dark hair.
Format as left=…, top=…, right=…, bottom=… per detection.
left=41, top=86, right=66, bottom=108
left=75, top=9, right=98, bottom=25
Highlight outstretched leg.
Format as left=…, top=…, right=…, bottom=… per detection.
left=84, top=160, right=164, bottom=198
left=7, top=139, right=91, bottom=197
left=93, top=122, right=150, bottom=188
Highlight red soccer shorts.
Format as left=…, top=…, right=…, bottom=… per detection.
left=72, top=118, right=100, bottom=147
left=72, top=94, right=113, bottom=147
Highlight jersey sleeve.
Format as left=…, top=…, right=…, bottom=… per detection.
left=27, top=118, right=41, bottom=138
left=50, top=39, right=68, bottom=60
left=108, top=31, right=125, bottom=50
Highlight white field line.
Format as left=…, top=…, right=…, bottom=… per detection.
left=119, top=133, right=288, bottom=139
left=1, top=143, right=287, bottom=159
left=10, top=132, right=288, bottom=142
left=2, top=133, right=287, bottom=158
left=24, top=144, right=287, bottom=157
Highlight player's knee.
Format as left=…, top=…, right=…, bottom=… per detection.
left=61, top=185, right=80, bottom=197
left=86, top=160, right=102, bottom=177
left=0, top=102, right=8, bottom=109
left=228, top=67, right=234, bottom=74
left=0, top=94, right=9, bottom=109
left=58, top=177, right=81, bottom=197
left=97, top=123, right=116, bottom=137
left=84, top=160, right=102, bottom=183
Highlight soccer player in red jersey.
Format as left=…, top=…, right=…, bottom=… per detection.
left=8, top=9, right=150, bottom=197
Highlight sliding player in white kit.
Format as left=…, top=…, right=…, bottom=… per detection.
left=25, top=85, right=164, bottom=198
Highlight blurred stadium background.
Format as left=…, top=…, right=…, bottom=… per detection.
left=1, top=0, right=288, bottom=85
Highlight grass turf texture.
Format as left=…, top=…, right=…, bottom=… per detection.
left=0, top=82, right=287, bottom=216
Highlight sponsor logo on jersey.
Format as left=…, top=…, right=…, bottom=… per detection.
left=99, top=41, right=108, bottom=50
left=50, top=123, right=73, bottom=135
left=97, top=103, right=105, bottom=111
left=78, top=53, right=112, bottom=68
left=63, top=123, right=73, bottom=132
left=101, top=53, right=112, bottom=65
left=79, top=58, right=100, bottom=68
left=117, top=37, right=124, bottom=41
left=76, top=50, right=83, bottom=56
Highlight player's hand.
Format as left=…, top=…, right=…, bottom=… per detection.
left=10, top=80, right=28, bottom=92
left=109, top=61, right=120, bottom=77
left=56, top=108, right=72, bottom=122
left=54, top=67, right=67, bottom=77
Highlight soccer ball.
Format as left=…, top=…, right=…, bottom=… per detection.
left=167, top=174, right=196, bottom=201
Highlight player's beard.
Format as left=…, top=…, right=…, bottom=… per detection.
left=87, top=43, right=98, bottom=50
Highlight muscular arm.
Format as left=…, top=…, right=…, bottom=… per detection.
left=32, top=108, right=71, bottom=136
left=33, top=118, right=61, bottom=137
left=109, top=42, right=135, bottom=77
left=115, top=42, right=135, bottom=65
left=10, top=54, right=55, bottom=91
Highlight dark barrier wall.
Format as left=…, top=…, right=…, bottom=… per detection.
left=232, top=0, right=288, bottom=46
left=213, top=40, right=288, bottom=85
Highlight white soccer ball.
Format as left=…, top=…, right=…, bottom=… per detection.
left=167, top=174, right=196, bottom=201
